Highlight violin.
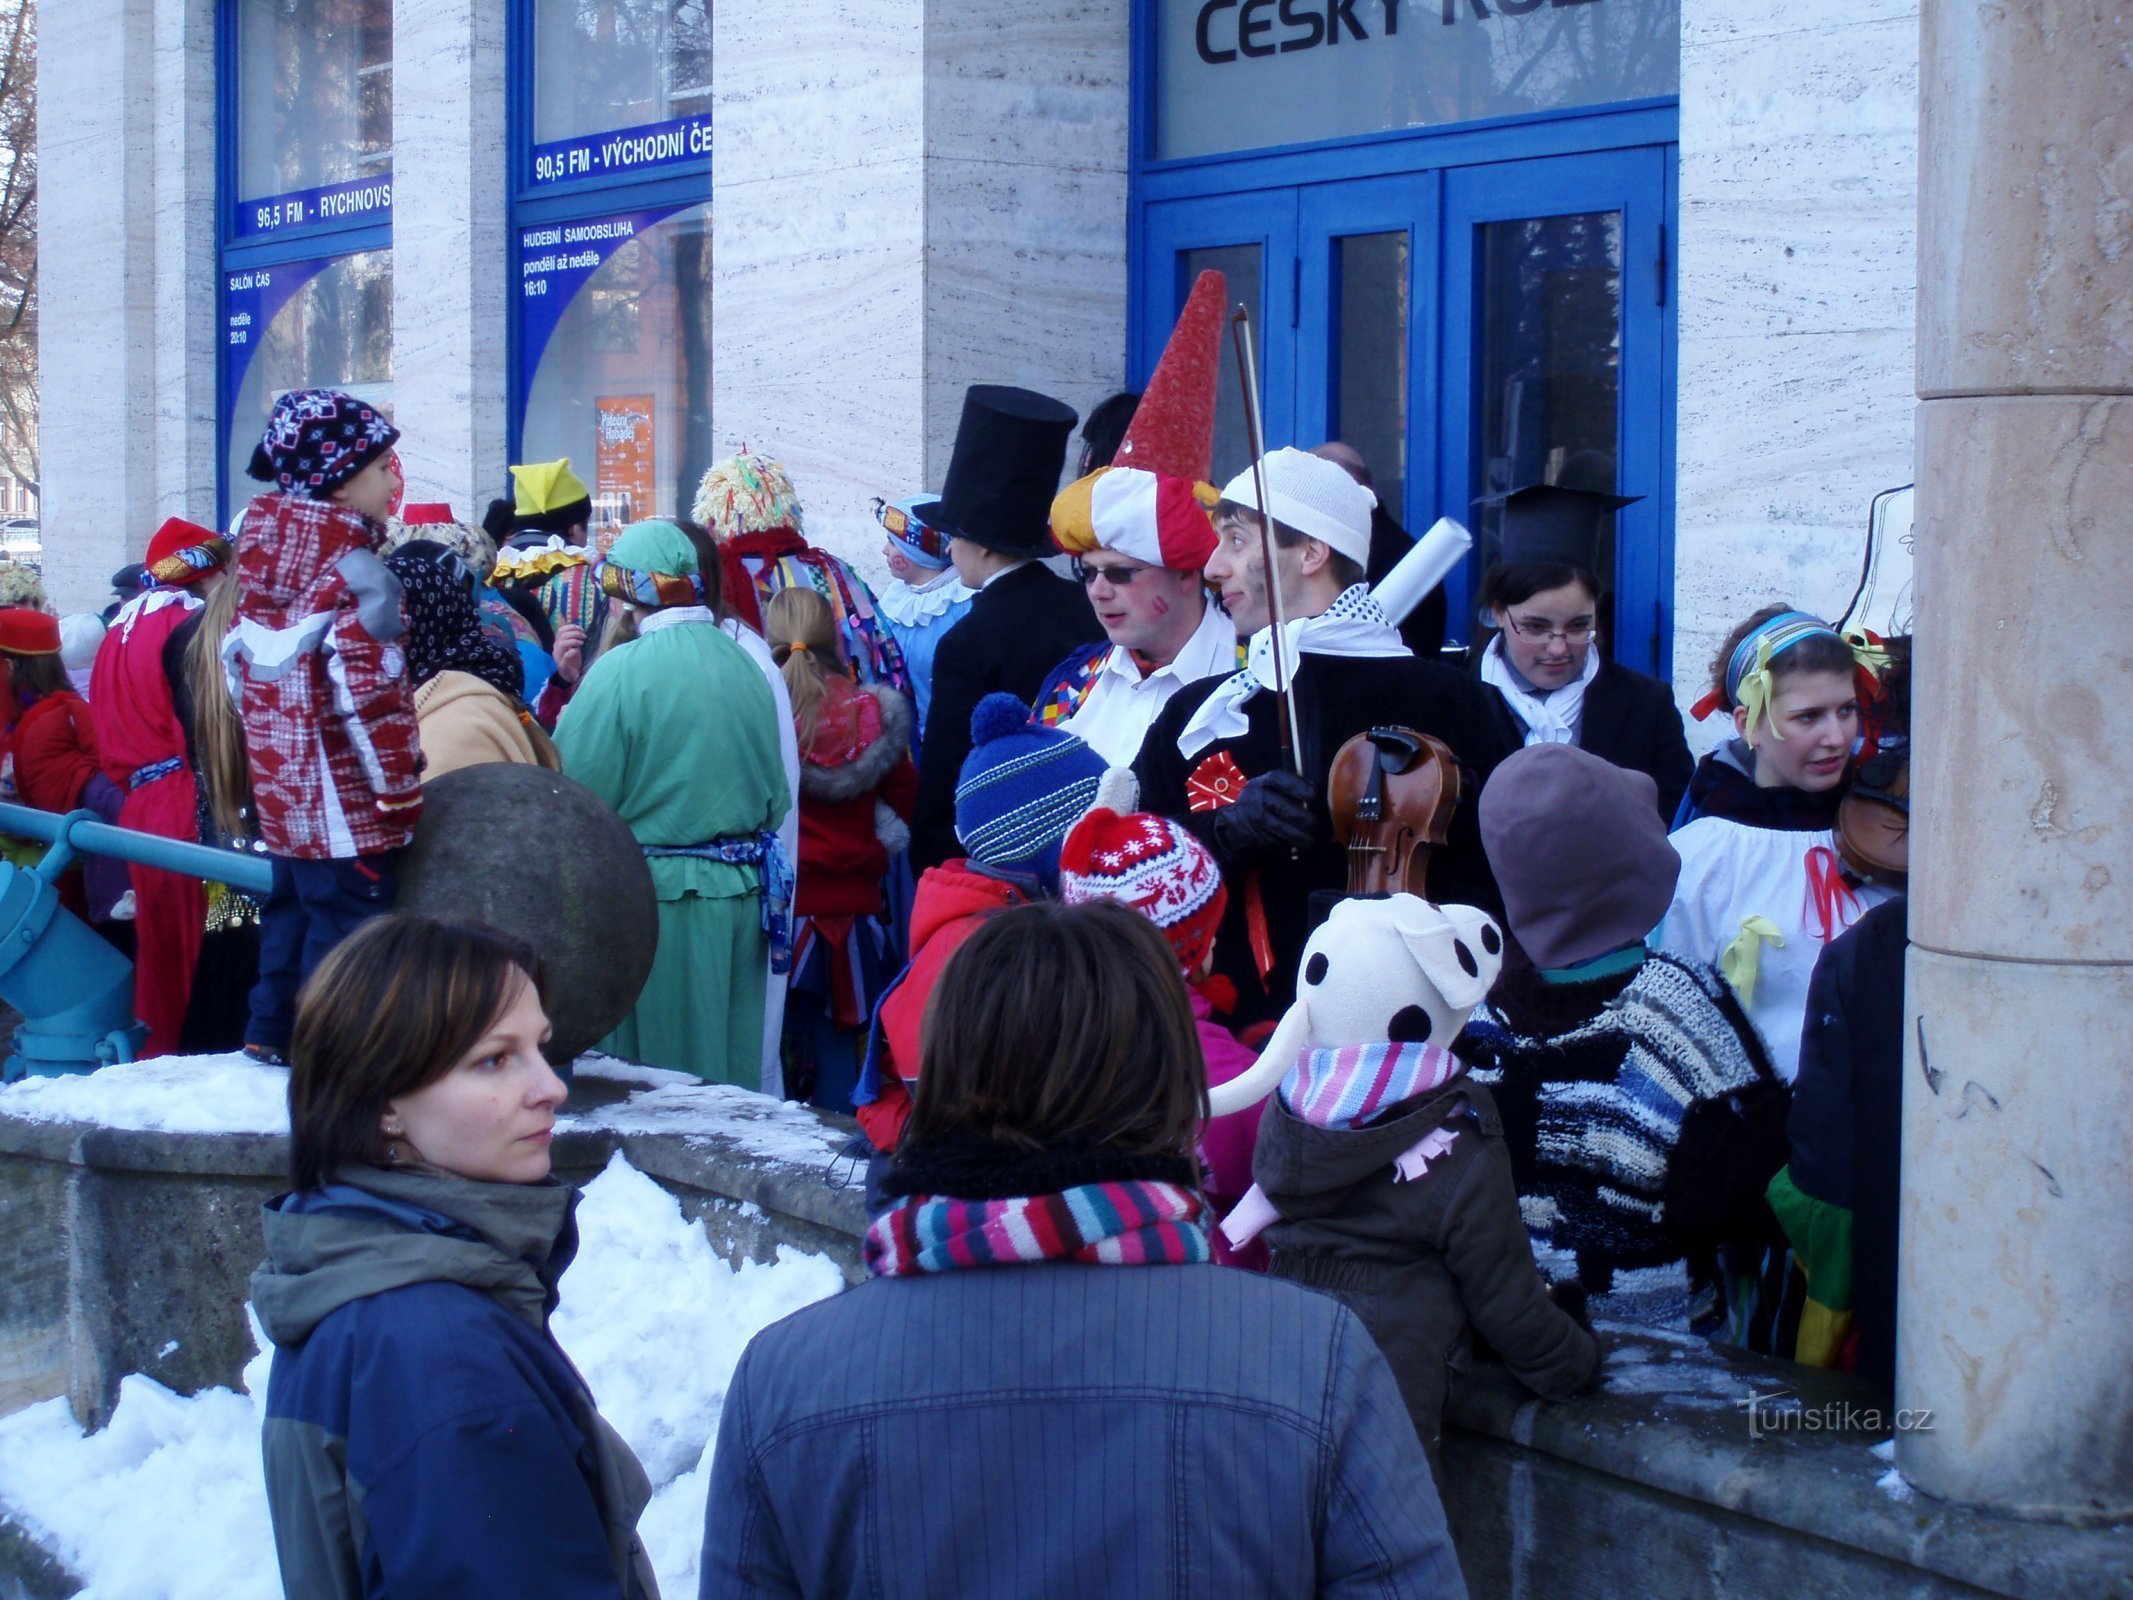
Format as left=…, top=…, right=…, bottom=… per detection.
left=1328, top=726, right=1461, bottom=898
left=1835, top=745, right=1910, bottom=888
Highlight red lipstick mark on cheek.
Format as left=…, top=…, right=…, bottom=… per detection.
left=1150, top=595, right=1170, bottom=618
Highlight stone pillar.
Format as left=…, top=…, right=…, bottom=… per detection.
left=36, top=0, right=159, bottom=614
left=150, top=0, right=221, bottom=539
left=390, top=0, right=509, bottom=523
left=1901, top=0, right=2133, bottom=1520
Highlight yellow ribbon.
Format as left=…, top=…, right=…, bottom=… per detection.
left=1842, top=627, right=1891, bottom=678
left=1720, top=915, right=1786, bottom=1006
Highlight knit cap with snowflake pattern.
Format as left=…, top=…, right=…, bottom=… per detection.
left=1060, top=801, right=1228, bottom=975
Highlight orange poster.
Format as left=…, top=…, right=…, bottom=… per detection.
left=593, top=395, right=656, bottom=552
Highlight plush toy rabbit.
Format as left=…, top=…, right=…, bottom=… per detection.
left=1214, top=892, right=1599, bottom=1475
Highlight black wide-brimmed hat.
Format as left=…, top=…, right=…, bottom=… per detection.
left=916, top=385, right=1079, bottom=558
left=1474, top=481, right=1643, bottom=568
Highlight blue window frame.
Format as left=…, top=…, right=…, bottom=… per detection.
left=1127, top=0, right=1679, bottom=676
left=217, top=0, right=395, bottom=525
left=506, top=1, right=713, bottom=538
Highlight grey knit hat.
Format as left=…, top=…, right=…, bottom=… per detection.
left=1478, top=743, right=1680, bottom=970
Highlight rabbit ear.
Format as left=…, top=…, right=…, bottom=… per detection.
left=1392, top=900, right=1498, bottom=1016
left=1207, top=999, right=1311, bottom=1119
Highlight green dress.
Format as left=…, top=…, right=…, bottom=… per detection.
left=557, top=614, right=789, bottom=1085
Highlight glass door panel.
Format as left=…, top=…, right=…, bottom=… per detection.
left=1333, top=231, right=1411, bottom=524
left=1474, top=209, right=1626, bottom=601
left=1139, top=192, right=1299, bottom=484
left=1442, top=149, right=1671, bottom=673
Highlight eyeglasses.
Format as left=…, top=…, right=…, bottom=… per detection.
left=1503, top=614, right=1596, bottom=646
left=1074, top=558, right=1145, bottom=587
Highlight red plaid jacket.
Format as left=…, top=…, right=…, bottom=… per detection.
left=226, top=494, right=423, bottom=858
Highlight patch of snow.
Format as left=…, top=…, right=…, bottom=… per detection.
left=0, top=1053, right=292, bottom=1135
left=157, top=1341, right=179, bottom=1359
left=0, top=1153, right=844, bottom=1599
left=572, top=1053, right=701, bottom=1092
left=1870, top=1438, right=1896, bottom=1463
left=562, top=1079, right=849, bottom=1169
left=1877, top=1465, right=1915, bottom=1503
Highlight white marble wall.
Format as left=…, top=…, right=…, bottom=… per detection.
left=38, top=0, right=161, bottom=615
left=710, top=0, right=927, bottom=585
left=391, top=0, right=509, bottom=524
left=1673, top=0, right=1920, bottom=721
left=921, top=0, right=1131, bottom=494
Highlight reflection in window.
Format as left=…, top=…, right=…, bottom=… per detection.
left=1474, top=211, right=1624, bottom=623
left=1332, top=232, right=1408, bottom=529
left=235, top=0, right=393, bottom=200
left=226, top=250, right=394, bottom=494
left=521, top=203, right=713, bottom=542
left=534, top=0, right=713, bottom=143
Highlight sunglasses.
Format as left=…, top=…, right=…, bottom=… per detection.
left=1073, top=558, right=1146, bottom=587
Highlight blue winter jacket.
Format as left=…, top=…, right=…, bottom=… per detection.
left=699, top=1261, right=1466, bottom=1599
left=251, top=1168, right=658, bottom=1600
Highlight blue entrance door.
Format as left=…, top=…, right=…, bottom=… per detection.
left=1135, top=145, right=1674, bottom=674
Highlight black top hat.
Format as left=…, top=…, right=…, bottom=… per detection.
left=916, top=385, right=1079, bottom=558
left=1475, top=482, right=1643, bottom=568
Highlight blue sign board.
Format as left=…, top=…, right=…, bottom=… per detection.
left=224, top=258, right=332, bottom=411
left=517, top=203, right=696, bottom=397
left=530, top=112, right=713, bottom=187
left=233, top=173, right=394, bottom=240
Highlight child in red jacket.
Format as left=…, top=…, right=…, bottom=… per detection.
left=224, top=391, right=422, bottom=1061
left=766, top=586, right=918, bottom=1112
left=853, top=694, right=1105, bottom=1156
left=1059, top=791, right=1268, bottom=1266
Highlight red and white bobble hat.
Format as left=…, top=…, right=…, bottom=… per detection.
left=1060, top=771, right=1230, bottom=975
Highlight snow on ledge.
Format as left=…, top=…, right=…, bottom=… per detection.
left=0, top=1052, right=292, bottom=1136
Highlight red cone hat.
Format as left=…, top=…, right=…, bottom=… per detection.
left=1113, top=269, right=1225, bottom=484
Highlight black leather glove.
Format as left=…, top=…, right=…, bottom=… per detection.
left=1210, top=770, right=1318, bottom=857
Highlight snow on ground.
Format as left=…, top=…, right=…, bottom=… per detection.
left=0, top=1152, right=844, bottom=1598
left=563, top=1075, right=852, bottom=1168
left=0, top=1052, right=292, bottom=1135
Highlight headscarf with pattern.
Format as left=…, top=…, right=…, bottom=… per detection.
left=383, top=541, right=526, bottom=700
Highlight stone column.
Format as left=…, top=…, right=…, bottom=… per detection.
left=390, top=0, right=509, bottom=522
left=36, top=0, right=158, bottom=614
left=1901, top=1, right=2133, bottom=1519
left=150, top=0, right=221, bottom=538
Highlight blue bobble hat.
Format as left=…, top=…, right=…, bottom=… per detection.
left=953, top=693, right=1107, bottom=887
left=248, top=389, right=400, bottom=498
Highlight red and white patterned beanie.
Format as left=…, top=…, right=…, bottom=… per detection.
left=1060, top=803, right=1229, bottom=976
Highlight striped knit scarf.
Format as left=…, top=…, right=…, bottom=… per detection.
left=865, top=1180, right=1211, bottom=1277
left=1279, top=1041, right=1463, bottom=1129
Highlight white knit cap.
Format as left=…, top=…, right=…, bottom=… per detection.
left=1219, top=447, right=1376, bottom=570
left=58, top=613, right=105, bottom=670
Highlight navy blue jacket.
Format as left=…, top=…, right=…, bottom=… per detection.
left=253, top=1172, right=656, bottom=1600
left=700, top=1262, right=1466, bottom=1599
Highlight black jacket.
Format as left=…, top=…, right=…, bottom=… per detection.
left=1787, top=897, right=1907, bottom=1390
left=1253, top=1078, right=1600, bottom=1473
left=912, top=562, right=1098, bottom=868
left=1136, top=649, right=1516, bottom=1025
left=1479, top=655, right=1694, bottom=822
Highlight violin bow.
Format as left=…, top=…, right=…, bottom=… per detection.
left=1229, top=305, right=1304, bottom=777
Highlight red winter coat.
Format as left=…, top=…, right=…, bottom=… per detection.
left=91, top=593, right=208, bottom=1054
left=11, top=690, right=102, bottom=814
left=227, top=494, right=424, bottom=858
left=854, top=859, right=1031, bottom=1153
left=794, top=679, right=917, bottom=919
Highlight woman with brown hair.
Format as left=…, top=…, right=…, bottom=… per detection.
left=764, top=584, right=916, bottom=1111
left=700, top=898, right=1462, bottom=1599
left=252, top=913, right=658, bottom=1600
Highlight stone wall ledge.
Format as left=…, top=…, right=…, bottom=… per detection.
left=1445, top=1331, right=2133, bottom=1599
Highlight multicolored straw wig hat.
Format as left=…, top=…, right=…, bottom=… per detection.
left=1691, top=609, right=1887, bottom=741
left=142, top=517, right=233, bottom=588
left=693, top=451, right=802, bottom=541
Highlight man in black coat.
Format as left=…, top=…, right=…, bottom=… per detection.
left=912, top=385, right=1100, bottom=868
left=1136, top=447, right=1515, bottom=1025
